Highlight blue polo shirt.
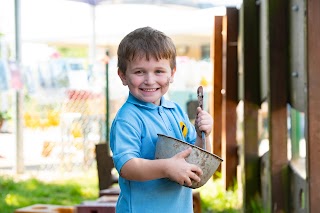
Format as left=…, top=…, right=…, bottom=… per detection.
left=110, top=92, right=197, bottom=213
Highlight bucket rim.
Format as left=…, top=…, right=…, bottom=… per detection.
left=157, top=134, right=223, bottom=161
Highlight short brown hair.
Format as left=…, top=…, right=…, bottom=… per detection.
left=117, top=27, right=176, bottom=73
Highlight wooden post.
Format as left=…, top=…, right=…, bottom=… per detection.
left=240, top=0, right=261, bottom=211
left=222, top=8, right=239, bottom=189
left=96, top=143, right=116, bottom=191
left=306, top=0, right=320, bottom=211
left=213, top=16, right=223, bottom=177
left=268, top=0, right=289, bottom=212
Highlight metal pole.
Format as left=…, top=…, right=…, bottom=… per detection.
left=105, top=51, right=109, bottom=145
left=15, top=0, right=24, bottom=174
left=15, top=0, right=21, bottom=63
left=89, top=5, right=96, bottom=66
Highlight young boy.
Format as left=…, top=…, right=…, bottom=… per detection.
left=110, top=26, right=213, bottom=213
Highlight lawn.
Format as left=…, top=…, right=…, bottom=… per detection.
left=0, top=172, right=242, bottom=213
left=0, top=173, right=99, bottom=213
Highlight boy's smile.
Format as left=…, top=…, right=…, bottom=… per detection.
left=118, top=56, right=176, bottom=105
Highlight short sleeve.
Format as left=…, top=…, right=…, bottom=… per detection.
left=110, top=119, right=142, bottom=172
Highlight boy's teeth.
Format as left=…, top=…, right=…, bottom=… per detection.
left=143, top=88, right=156, bottom=91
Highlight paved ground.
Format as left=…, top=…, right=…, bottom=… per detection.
left=0, top=127, right=97, bottom=177
left=0, top=131, right=50, bottom=173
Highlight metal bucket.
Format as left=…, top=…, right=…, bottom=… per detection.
left=155, top=134, right=223, bottom=189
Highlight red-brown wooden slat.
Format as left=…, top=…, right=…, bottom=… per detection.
left=213, top=15, right=223, bottom=177
left=307, top=0, right=320, bottom=211
left=223, top=7, right=239, bottom=189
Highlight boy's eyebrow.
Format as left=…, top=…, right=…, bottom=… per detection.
left=131, top=67, right=144, bottom=70
left=131, top=66, right=166, bottom=70
left=130, top=65, right=146, bottom=70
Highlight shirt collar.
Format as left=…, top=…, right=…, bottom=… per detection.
left=127, top=92, right=175, bottom=109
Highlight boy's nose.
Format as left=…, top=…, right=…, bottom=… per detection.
left=144, top=73, right=155, bottom=84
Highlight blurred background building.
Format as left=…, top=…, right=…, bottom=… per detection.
left=0, top=0, right=240, bottom=176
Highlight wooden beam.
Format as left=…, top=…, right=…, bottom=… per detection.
left=306, top=0, right=320, bottom=211
left=268, top=0, right=289, bottom=212
left=223, top=7, right=239, bottom=189
left=240, top=0, right=261, bottom=211
left=213, top=15, right=223, bottom=177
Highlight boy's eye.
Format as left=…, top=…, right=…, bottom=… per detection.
left=135, top=70, right=144, bottom=75
left=155, top=70, right=164, bottom=74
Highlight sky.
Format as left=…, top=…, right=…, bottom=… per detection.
left=0, top=0, right=229, bottom=45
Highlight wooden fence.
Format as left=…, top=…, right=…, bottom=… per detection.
left=212, top=1, right=320, bottom=212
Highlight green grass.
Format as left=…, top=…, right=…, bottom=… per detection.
left=0, top=172, right=242, bottom=213
left=197, top=176, right=241, bottom=213
left=0, top=174, right=99, bottom=213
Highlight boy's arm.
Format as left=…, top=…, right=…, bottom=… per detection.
left=119, top=148, right=203, bottom=187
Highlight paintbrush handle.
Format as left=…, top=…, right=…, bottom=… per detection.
left=197, top=86, right=206, bottom=150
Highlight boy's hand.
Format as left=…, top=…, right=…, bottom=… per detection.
left=165, top=148, right=203, bottom=187
left=195, top=107, right=213, bottom=137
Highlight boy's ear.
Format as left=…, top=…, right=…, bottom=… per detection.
left=118, top=69, right=127, bottom=86
left=170, top=68, right=176, bottom=83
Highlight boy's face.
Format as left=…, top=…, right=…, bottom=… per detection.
left=118, top=56, right=176, bottom=106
